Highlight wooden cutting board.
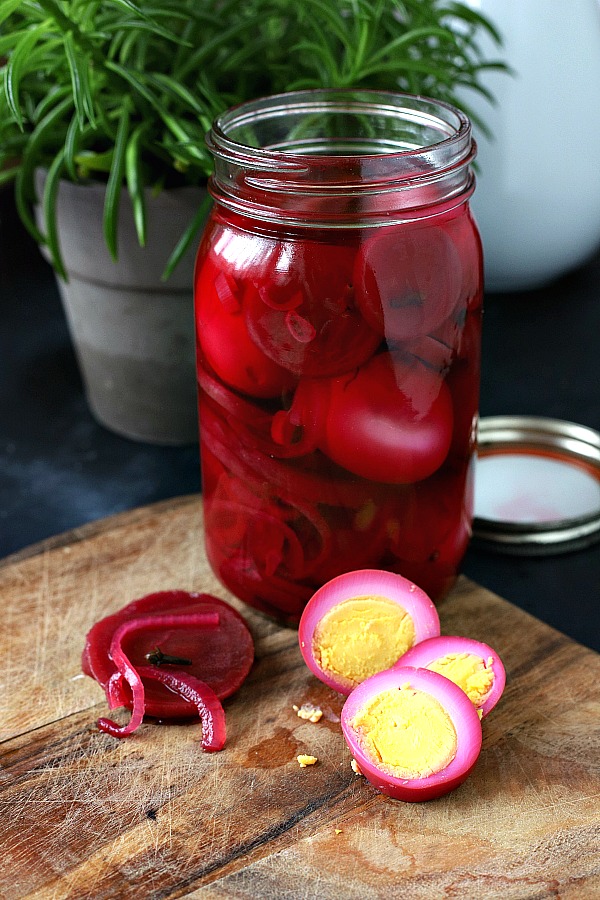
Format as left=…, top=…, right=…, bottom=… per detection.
left=1, top=495, right=599, bottom=900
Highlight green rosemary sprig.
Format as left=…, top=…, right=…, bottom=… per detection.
left=0, top=0, right=506, bottom=276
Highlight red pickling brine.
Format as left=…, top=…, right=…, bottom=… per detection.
left=195, top=90, right=483, bottom=624
left=82, top=590, right=254, bottom=720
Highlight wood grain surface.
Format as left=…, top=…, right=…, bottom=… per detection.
left=1, top=494, right=599, bottom=900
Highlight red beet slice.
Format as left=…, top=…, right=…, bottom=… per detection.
left=82, top=590, right=254, bottom=720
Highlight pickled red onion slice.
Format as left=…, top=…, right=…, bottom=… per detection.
left=136, top=666, right=226, bottom=752
left=243, top=241, right=380, bottom=378
left=204, top=460, right=333, bottom=583
left=197, top=365, right=274, bottom=431
left=105, top=670, right=128, bottom=709
left=214, top=270, right=241, bottom=313
left=202, top=404, right=386, bottom=508
left=215, top=553, right=313, bottom=620
left=96, top=612, right=219, bottom=739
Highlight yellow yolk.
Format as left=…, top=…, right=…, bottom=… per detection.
left=426, top=653, right=494, bottom=709
left=312, top=595, right=416, bottom=690
left=350, top=685, right=457, bottom=779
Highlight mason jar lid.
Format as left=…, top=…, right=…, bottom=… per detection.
left=473, top=416, right=600, bottom=555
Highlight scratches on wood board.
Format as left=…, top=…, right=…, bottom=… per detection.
left=1, top=497, right=600, bottom=899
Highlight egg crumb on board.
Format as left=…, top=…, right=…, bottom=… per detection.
left=293, top=702, right=323, bottom=722
left=297, top=754, right=318, bottom=767
left=351, top=758, right=363, bottom=776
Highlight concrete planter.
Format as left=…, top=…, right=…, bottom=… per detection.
left=35, top=173, right=206, bottom=444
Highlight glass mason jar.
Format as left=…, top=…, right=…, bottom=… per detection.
left=194, top=90, right=483, bottom=625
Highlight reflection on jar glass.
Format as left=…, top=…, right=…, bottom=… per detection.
left=194, top=90, right=483, bottom=624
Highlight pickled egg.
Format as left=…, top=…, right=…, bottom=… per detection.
left=341, top=666, right=482, bottom=801
left=397, top=635, right=506, bottom=718
left=298, top=569, right=440, bottom=695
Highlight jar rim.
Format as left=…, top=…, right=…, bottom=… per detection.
left=206, top=89, right=476, bottom=226
left=207, top=88, right=472, bottom=171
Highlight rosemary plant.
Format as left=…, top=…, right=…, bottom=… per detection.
left=0, top=0, right=504, bottom=277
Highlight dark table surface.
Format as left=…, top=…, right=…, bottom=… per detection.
left=1, top=187, right=599, bottom=652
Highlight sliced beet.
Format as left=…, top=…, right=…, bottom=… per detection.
left=82, top=590, right=254, bottom=720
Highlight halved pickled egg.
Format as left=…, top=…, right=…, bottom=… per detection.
left=397, top=635, right=505, bottom=718
left=341, top=666, right=482, bottom=801
left=298, top=569, right=440, bottom=695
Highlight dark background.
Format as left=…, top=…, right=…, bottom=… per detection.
left=1, top=187, right=598, bottom=651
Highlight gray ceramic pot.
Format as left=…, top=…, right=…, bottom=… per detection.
left=35, top=172, right=207, bottom=444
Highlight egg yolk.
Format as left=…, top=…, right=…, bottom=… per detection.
left=312, top=595, right=416, bottom=690
left=350, top=684, right=457, bottom=779
left=426, top=652, right=494, bottom=709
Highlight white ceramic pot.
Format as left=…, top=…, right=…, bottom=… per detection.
left=460, top=0, right=600, bottom=292
left=35, top=173, right=206, bottom=444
